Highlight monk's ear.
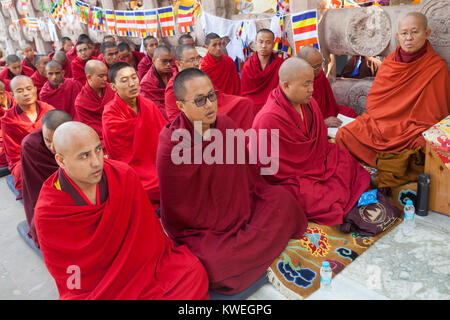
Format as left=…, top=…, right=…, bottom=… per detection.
left=176, top=100, right=185, bottom=112
left=175, top=61, right=181, bottom=70
left=55, top=153, right=65, bottom=169
left=425, top=28, right=431, bottom=38
left=110, top=82, right=117, bottom=92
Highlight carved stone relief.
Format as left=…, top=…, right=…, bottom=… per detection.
left=421, top=0, right=450, bottom=48
left=331, top=78, right=374, bottom=115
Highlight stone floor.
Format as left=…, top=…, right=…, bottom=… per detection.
left=1, top=175, right=449, bottom=300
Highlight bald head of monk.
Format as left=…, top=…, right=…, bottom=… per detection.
left=297, top=45, right=324, bottom=78
left=85, top=60, right=108, bottom=95
left=41, top=110, right=72, bottom=154
left=397, top=12, right=431, bottom=54
left=143, top=36, right=159, bottom=58
left=34, top=55, right=51, bottom=77
left=100, top=42, right=119, bottom=68
left=45, top=60, right=64, bottom=88
left=10, top=75, right=37, bottom=108
left=6, top=55, right=23, bottom=77
left=175, top=45, right=201, bottom=71
left=53, top=51, right=67, bottom=67
left=54, top=121, right=104, bottom=193
left=153, top=46, right=173, bottom=76
left=279, top=57, right=315, bottom=107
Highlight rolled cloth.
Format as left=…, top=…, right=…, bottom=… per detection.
left=200, top=52, right=240, bottom=96
left=39, top=78, right=82, bottom=120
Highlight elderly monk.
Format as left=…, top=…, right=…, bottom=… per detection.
left=53, top=51, right=72, bottom=79
left=251, top=58, right=370, bottom=226
left=137, top=35, right=158, bottom=80
left=157, top=68, right=307, bottom=295
left=140, top=46, right=173, bottom=119
left=98, top=41, right=119, bottom=71
left=117, top=42, right=146, bottom=70
left=298, top=46, right=358, bottom=128
left=103, top=62, right=167, bottom=210
left=34, top=121, right=209, bottom=300
left=1, top=76, right=54, bottom=193
left=71, top=41, right=100, bottom=85
left=200, top=33, right=240, bottom=95
left=166, top=45, right=257, bottom=128
left=39, top=61, right=82, bottom=119
left=0, top=55, right=34, bottom=92
left=74, top=60, right=114, bottom=142
left=21, top=110, right=72, bottom=248
left=240, top=29, right=284, bottom=111
left=22, top=45, right=37, bottom=72
left=336, top=12, right=450, bottom=167
left=30, top=55, right=51, bottom=95
left=0, top=80, right=14, bottom=175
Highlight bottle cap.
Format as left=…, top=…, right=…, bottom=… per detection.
left=406, top=199, right=413, bottom=206
left=322, top=261, right=330, bottom=268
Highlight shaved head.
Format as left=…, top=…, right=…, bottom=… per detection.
left=85, top=59, right=107, bottom=75
left=297, top=45, right=321, bottom=61
left=279, top=57, right=315, bottom=106
left=153, top=45, right=171, bottom=59
left=86, top=60, right=108, bottom=91
left=54, top=121, right=98, bottom=156
left=397, top=11, right=431, bottom=54
left=53, top=51, right=67, bottom=65
left=10, top=75, right=34, bottom=91
left=42, top=110, right=72, bottom=154
left=279, top=57, right=314, bottom=83
left=45, top=60, right=63, bottom=71
left=297, top=46, right=324, bottom=78
left=399, top=12, right=428, bottom=30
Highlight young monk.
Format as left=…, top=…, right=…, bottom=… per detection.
left=71, top=41, right=99, bottom=85
left=49, top=37, right=74, bottom=59
left=39, top=61, right=82, bottom=119
left=117, top=42, right=146, bottom=70
left=251, top=57, right=370, bottom=226
left=336, top=12, right=450, bottom=167
left=21, top=110, right=72, bottom=248
left=30, top=55, right=51, bottom=95
left=137, top=35, right=158, bottom=80
left=140, top=46, right=173, bottom=119
left=98, top=41, right=119, bottom=70
left=240, top=29, right=284, bottom=111
left=200, top=33, right=240, bottom=95
left=1, top=76, right=54, bottom=194
left=74, top=60, right=114, bottom=142
left=22, top=45, right=37, bottom=72
left=157, top=68, right=307, bottom=295
left=0, top=55, right=34, bottom=92
left=166, top=45, right=256, bottom=128
left=0, top=80, right=14, bottom=175
left=53, top=51, right=72, bottom=79
left=298, top=45, right=358, bottom=128
left=34, top=121, right=209, bottom=300
left=103, top=62, right=167, bottom=210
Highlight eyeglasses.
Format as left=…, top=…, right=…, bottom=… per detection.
left=312, top=58, right=326, bottom=71
left=398, top=30, right=422, bottom=38
left=180, top=90, right=219, bottom=108
left=182, top=56, right=202, bottom=64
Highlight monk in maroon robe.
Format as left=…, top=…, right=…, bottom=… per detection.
left=21, top=110, right=72, bottom=247
left=30, top=55, right=51, bottom=95
left=98, top=42, right=119, bottom=78
left=0, top=54, right=34, bottom=92
left=35, top=121, right=209, bottom=300
left=1, top=76, right=54, bottom=193
left=0, top=80, right=14, bottom=172
left=118, top=42, right=146, bottom=70
left=75, top=60, right=114, bottom=142
left=53, top=51, right=72, bottom=79
left=200, top=33, right=240, bottom=96
left=137, top=36, right=158, bottom=80
left=241, top=29, right=284, bottom=111
left=140, top=46, right=173, bottom=119
left=71, top=41, right=100, bottom=85
left=103, top=62, right=167, bottom=209
left=158, top=68, right=307, bottom=295
left=40, top=61, right=82, bottom=120
left=251, top=58, right=370, bottom=226
left=22, top=45, right=37, bottom=72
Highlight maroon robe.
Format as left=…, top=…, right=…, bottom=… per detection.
left=157, top=112, right=307, bottom=294
left=0, top=66, right=34, bottom=92
left=39, top=78, right=82, bottom=119
left=119, top=51, right=146, bottom=70
left=137, top=54, right=152, bottom=80
left=22, top=58, right=37, bottom=72
left=71, top=56, right=100, bottom=85
left=200, top=52, right=240, bottom=96
left=0, top=91, right=14, bottom=167
left=30, top=71, right=48, bottom=95
left=139, top=65, right=171, bottom=120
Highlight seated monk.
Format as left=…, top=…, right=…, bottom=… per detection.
left=251, top=58, right=370, bottom=226
left=103, top=62, right=167, bottom=210
left=200, top=33, right=240, bottom=96
left=157, top=68, right=307, bottom=294
left=0, top=80, right=14, bottom=173
left=34, top=121, right=209, bottom=300
left=53, top=51, right=72, bottom=79
left=118, top=42, right=146, bottom=70
left=65, top=34, right=94, bottom=64
left=40, top=61, right=82, bottom=119
left=166, top=45, right=256, bottom=128
left=22, top=45, right=37, bottom=72
left=240, top=29, right=284, bottom=111
left=1, top=76, right=54, bottom=193
left=137, top=35, right=158, bottom=80
left=0, top=55, right=34, bottom=92
left=74, top=60, right=114, bottom=142
left=98, top=41, right=119, bottom=74
left=336, top=12, right=450, bottom=167
left=140, top=46, right=173, bottom=119
left=71, top=41, right=100, bottom=85
left=21, top=110, right=72, bottom=248
left=49, top=37, right=74, bottom=59
left=298, top=46, right=358, bottom=128
left=103, top=35, right=116, bottom=45
left=30, top=55, right=51, bottom=95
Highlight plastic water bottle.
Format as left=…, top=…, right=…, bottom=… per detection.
left=320, top=261, right=333, bottom=294
left=403, top=199, right=415, bottom=230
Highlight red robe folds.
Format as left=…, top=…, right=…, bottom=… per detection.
left=336, top=41, right=450, bottom=166
left=22, top=58, right=37, bottom=72
left=252, top=86, right=370, bottom=226
left=39, top=78, right=82, bottom=119
left=140, top=66, right=170, bottom=120
left=103, top=94, right=167, bottom=207
left=137, top=54, right=152, bottom=80
left=200, top=52, right=240, bottom=96
left=313, top=70, right=358, bottom=119
left=71, top=56, right=100, bottom=85
left=157, top=113, right=307, bottom=294
left=0, top=92, right=14, bottom=167
left=240, top=53, right=284, bottom=111
left=30, top=71, right=48, bottom=95
left=74, top=82, right=115, bottom=141
left=1, top=101, right=54, bottom=190
left=35, top=159, right=209, bottom=300
left=0, top=66, right=34, bottom=92
left=21, top=129, right=58, bottom=247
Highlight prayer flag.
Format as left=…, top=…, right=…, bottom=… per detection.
left=177, top=4, right=195, bottom=33
left=0, top=0, right=13, bottom=9
left=144, top=9, right=158, bottom=37
left=27, top=17, right=39, bottom=30
left=125, top=10, right=138, bottom=37
left=292, top=9, right=320, bottom=54
left=157, top=6, right=176, bottom=37
left=276, top=0, right=289, bottom=14
left=115, top=10, right=128, bottom=37
left=134, top=10, right=147, bottom=37
left=105, top=9, right=117, bottom=35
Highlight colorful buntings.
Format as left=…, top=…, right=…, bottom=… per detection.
left=105, top=9, right=117, bottom=35
left=114, top=10, right=128, bottom=37
left=144, top=9, right=158, bottom=37
left=178, top=4, right=195, bottom=33
left=157, top=6, right=176, bottom=37
left=291, top=9, right=320, bottom=54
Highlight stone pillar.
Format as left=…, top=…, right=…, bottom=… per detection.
left=331, top=78, right=374, bottom=115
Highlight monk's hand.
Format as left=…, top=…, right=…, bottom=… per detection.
left=324, top=117, right=343, bottom=128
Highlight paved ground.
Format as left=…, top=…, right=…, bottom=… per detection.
left=1, top=175, right=449, bottom=300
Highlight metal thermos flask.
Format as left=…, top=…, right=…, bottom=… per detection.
left=416, top=173, right=430, bottom=216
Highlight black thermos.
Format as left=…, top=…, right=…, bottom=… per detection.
left=416, top=173, right=430, bottom=216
